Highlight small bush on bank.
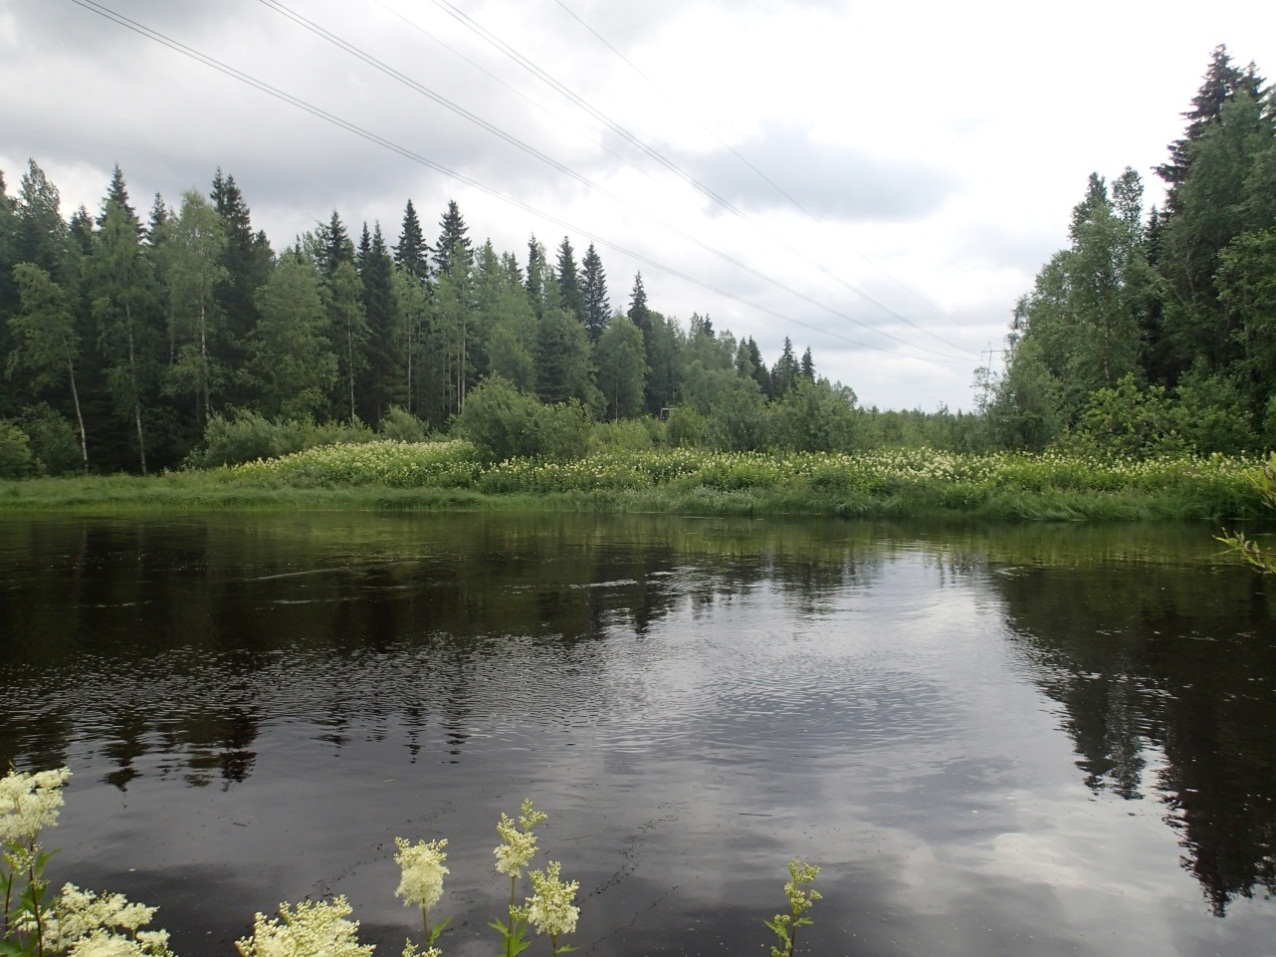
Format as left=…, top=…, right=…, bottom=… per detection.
left=457, top=377, right=591, bottom=462
left=0, top=419, right=39, bottom=479
left=378, top=406, right=430, bottom=443
left=185, top=411, right=376, bottom=468
left=21, top=403, right=82, bottom=475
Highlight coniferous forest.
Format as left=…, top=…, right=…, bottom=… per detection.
left=0, top=45, right=1274, bottom=478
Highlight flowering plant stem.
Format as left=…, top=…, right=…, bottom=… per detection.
left=490, top=876, right=531, bottom=957
left=764, top=859, right=820, bottom=957
left=420, top=904, right=449, bottom=949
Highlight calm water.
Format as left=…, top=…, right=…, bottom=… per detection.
left=1, top=513, right=1274, bottom=957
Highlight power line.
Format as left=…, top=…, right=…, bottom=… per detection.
left=254, top=0, right=965, bottom=360
left=548, top=0, right=979, bottom=356
left=64, top=0, right=966, bottom=364
left=419, top=0, right=980, bottom=357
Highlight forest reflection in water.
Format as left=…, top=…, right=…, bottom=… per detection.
left=0, top=512, right=1273, bottom=957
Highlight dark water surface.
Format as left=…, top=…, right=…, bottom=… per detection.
left=1, top=513, right=1274, bottom=957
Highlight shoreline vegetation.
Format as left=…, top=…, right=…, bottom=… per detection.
left=0, top=439, right=1270, bottom=523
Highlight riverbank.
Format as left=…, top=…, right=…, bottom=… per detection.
left=0, top=443, right=1268, bottom=520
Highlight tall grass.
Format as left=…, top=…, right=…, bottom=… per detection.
left=0, top=443, right=1267, bottom=520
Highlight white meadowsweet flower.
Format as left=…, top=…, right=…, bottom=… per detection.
left=401, top=940, right=441, bottom=957
left=493, top=799, right=546, bottom=879
left=236, top=897, right=372, bottom=957
left=49, top=883, right=162, bottom=949
left=0, top=766, right=71, bottom=844
left=394, top=837, right=448, bottom=910
left=494, top=822, right=537, bottom=878
left=524, top=861, right=579, bottom=938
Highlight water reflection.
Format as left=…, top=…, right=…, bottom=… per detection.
left=0, top=514, right=1274, bottom=955
left=995, top=558, right=1276, bottom=914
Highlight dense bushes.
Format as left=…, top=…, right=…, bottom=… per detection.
left=183, top=411, right=408, bottom=468
left=456, top=376, right=592, bottom=462
left=0, top=420, right=38, bottom=478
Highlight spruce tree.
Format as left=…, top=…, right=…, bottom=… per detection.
left=210, top=169, right=273, bottom=403
left=394, top=199, right=430, bottom=284
left=357, top=221, right=399, bottom=424
left=317, top=210, right=355, bottom=279
left=555, top=236, right=585, bottom=323
left=580, top=243, right=610, bottom=342
left=1157, top=45, right=1265, bottom=208
left=99, top=165, right=139, bottom=231
left=627, top=272, right=650, bottom=331
left=771, top=337, right=800, bottom=399
left=434, top=200, right=472, bottom=276
left=146, top=194, right=168, bottom=246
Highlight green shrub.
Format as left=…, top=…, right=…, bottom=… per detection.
left=457, top=378, right=593, bottom=462
left=186, top=411, right=375, bottom=468
left=20, top=404, right=81, bottom=475
left=665, top=405, right=708, bottom=448
left=591, top=418, right=655, bottom=452
left=378, top=406, right=430, bottom=443
left=0, top=419, right=38, bottom=479
left=229, top=439, right=481, bottom=487
left=456, top=377, right=543, bottom=461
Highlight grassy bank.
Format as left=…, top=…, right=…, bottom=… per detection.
left=0, top=442, right=1269, bottom=520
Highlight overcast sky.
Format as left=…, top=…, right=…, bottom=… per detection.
left=3, top=0, right=1275, bottom=411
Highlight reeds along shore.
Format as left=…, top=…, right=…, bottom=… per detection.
left=0, top=442, right=1270, bottom=522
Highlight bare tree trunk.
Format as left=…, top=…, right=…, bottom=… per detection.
left=63, top=345, right=88, bottom=469
left=124, top=305, right=148, bottom=476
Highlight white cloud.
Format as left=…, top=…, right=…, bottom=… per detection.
left=2, top=0, right=1275, bottom=409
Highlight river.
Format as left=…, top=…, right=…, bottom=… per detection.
left=0, top=513, right=1273, bottom=957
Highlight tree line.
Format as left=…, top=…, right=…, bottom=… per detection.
left=982, top=46, right=1276, bottom=456
left=0, top=163, right=839, bottom=474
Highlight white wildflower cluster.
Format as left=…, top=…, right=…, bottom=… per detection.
left=0, top=766, right=71, bottom=845
left=235, top=896, right=373, bottom=957
left=47, top=884, right=170, bottom=957
left=400, top=941, right=441, bottom=957
left=64, top=926, right=173, bottom=957
left=524, top=861, right=578, bottom=939
left=493, top=799, right=546, bottom=879
left=393, top=837, right=449, bottom=910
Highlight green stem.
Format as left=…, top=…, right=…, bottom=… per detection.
left=505, top=875, right=517, bottom=957
left=26, top=842, right=44, bottom=957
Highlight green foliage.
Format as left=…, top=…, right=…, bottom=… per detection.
left=764, top=859, right=820, bottom=957
left=185, top=410, right=375, bottom=469
left=378, top=405, right=429, bottom=443
left=456, top=377, right=544, bottom=461
left=19, top=405, right=81, bottom=476
left=457, top=377, right=591, bottom=462
left=1065, top=374, right=1186, bottom=458
left=665, top=405, right=708, bottom=448
left=0, top=420, right=36, bottom=479
left=977, top=336, right=1065, bottom=452
left=228, top=439, right=481, bottom=488
left=591, top=417, right=658, bottom=452
left=248, top=250, right=336, bottom=421
left=1169, top=367, right=1255, bottom=454
left=593, top=315, right=646, bottom=421
left=1217, top=455, right=1276, bottom=575
left=161, top=189, right=228, bottom=425
left=766, top=378, right=859, bottom=452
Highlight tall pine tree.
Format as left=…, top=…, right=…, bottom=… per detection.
left=580, top=243, right=609, bottom=342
